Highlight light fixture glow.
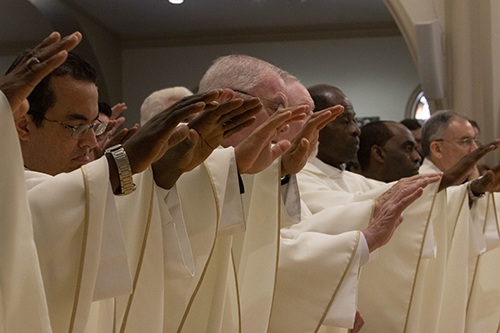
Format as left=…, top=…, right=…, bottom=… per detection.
left=169, top=0, right=184, bottom=4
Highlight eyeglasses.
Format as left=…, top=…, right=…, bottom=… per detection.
left=434, top=137, right=478, bottom=147
left=232, top=89, right=285, bottom=112
left=31, top=112, right=108, bottom=139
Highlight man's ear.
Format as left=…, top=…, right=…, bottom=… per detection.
left=430, top=141, right=442, bottom=159
left=16, top=113, right=32, bottom=141
left=371, top=145, right=385, bottom=164
left=220, top=88, right=236, bottom=103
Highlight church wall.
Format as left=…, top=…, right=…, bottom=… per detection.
left=122, top=36, right=420, bottom=128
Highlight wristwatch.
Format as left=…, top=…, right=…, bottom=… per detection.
left=105, top=144, right=136, bottom=195
left=468, top=180, right=485, bottom=201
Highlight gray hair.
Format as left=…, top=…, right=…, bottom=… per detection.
left=140, top=86, right=193, bottom=125
left=199, top=54, right=279, bottom=93
left=421, top=110, right=462, bottom=157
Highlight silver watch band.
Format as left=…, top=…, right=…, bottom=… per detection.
left=105, top=144, right=136, bottom=195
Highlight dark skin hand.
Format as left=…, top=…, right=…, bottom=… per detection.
left=438, top=139, right=500, bottom=191
left=281, top=105, right=344, bottom=176
left=0, top=31, right=82, bottom=120
left=152, top=97, right=263, bottom=189
left=470, top=164, right=500, bottom=195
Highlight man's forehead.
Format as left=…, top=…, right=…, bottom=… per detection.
left=287, top=81, right=314, bottom=108
left=386, top=122, right=414, bottom=142
left=445, top=117, right=474, bottom=137
left=48, top=76, right=99, bottom=121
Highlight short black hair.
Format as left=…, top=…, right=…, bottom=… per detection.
left=98, top=102, right=112, bottom=118
left=400, top=118, right=421, bottom=131
left=357, top=121, right=394, bottom=171
left=6, top=51, right=98, bottom=127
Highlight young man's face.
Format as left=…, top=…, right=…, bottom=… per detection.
left=21, top=75, right=99, bottom=175
left=382, top=122, right=421, bottom=182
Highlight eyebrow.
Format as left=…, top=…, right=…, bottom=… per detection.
left=65, top=113, right=99, bottom=122
left=402, top=140, right=415, bottom=146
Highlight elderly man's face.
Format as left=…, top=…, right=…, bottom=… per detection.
left=435, top=117, right=478, bottom=172
left=222, top=72, right=287, bottom=147
left=20, top=76, right=99, bottom=176
left=317, top=96, right=360, bottom=167
left=276, top=80, right=314, bottom=141
left=381, top=122, right=421, bottom=182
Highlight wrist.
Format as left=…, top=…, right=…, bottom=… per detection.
left=468, top=180, right=485, bottom=200
left=105, top=144, right=136, bottom=195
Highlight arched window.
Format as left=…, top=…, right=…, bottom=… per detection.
left=406, top=86, right=431, bottom=120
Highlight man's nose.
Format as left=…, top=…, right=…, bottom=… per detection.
left=79, top=128, right=98, bottom=150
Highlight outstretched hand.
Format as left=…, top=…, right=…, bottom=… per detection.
left=281, top=105, right=344, bottom=175
left=366, top=173, right=442, bottom=252
left=470, top=163, right=500, bottom=194
left=181, top=97, right=262, bottom=171
left=0, top=31, right=82, bottom=120
left=439, top=139, right=500, bottom=191
left=235, top=105, right=307, bottom=174
left=111, top=102, right=127, bottom=120
left=122, top=90, right=223, bottom=174
left=151, top=96, right=263, bottom=188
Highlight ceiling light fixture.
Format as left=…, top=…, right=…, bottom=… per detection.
left=169, top=0, right=184, bottom=4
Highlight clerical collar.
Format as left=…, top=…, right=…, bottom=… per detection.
left=311, top=157, right=345, bottom=179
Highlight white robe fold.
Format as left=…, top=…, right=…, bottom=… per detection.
left=26, top=157, right=131, bottom=333
left=296, top=157, right=467, bottom=332
left=0, top=91, right=52, bottom=332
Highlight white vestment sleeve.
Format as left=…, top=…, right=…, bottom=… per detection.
left=323, top=233, right=368, bottom=327
left=271, top=230, right=362, bottom=332
left=26, top=157, right=130, bottom=333
left=0, top=91, right=52, bottom=332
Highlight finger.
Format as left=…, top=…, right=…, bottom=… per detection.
left=120, top=125, right=139, bottom=143
left=271, top=140, right=292, bottom=160
left=154, top=102, right=206, bottom=128
left=223, top=117, right=257, bottom=139
left=31, top=31, right=61, bottom=52
left=221, top=104, right=262, bottom=132
left=393, top=187, right=424, bottom=213
left=109, top=128, right=129, bottom=145
left=325, top=104, right=344, bottom=118
left=284, top=105, right=308, bottom=123
left=218, top=98, right=261, bottom=124
left=167, top=125, right=190, bottom=148
left=190, top=98, right=245, bottom=128
left=28, top=50, right=70, bottom=83
left=31, top=31, right=82, bottom=63
left=172, top=89, right=222, bottom=110
left=309, top=110, right=333, bottom=130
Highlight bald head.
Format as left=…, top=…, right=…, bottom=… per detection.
left=199, top=54, right=288, bottom=147
left=308, top=84, right=360, bottom=168
left=358, top=121, right=421, bottom=182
